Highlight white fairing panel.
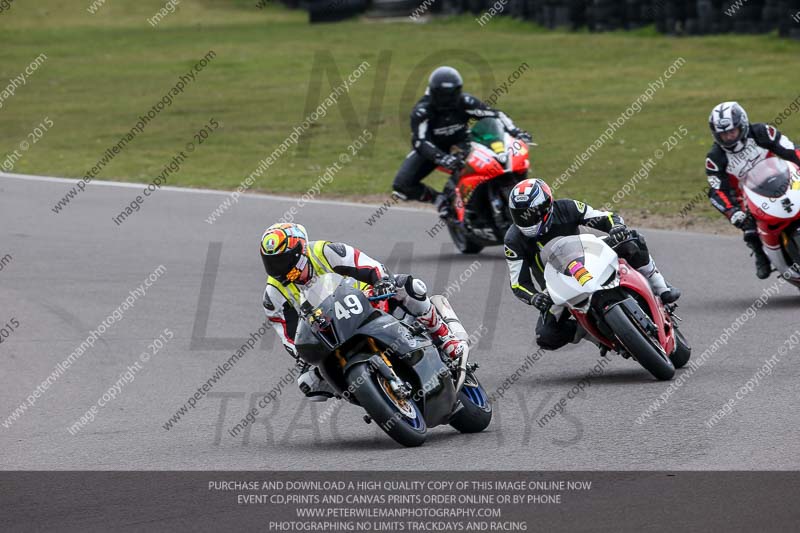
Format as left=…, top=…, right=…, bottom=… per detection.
left=742, top=159, right=800, bottom=220
left=743, top=186, right=800, bottom=220
left=543, top=234, right=619, bottom=309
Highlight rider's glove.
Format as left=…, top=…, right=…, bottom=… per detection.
left=437, top=154, right=464, bottom=172
left=607, top=224, right=632, bottom=245
left=512, top=129, right=533, bottom=143
left=531, top=292, right=553, bottom=312
left=729, top=210, right=748, bottom=229
left=373, top=276, right=397, bottom=297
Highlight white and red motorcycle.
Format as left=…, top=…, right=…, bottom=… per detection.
left=740, top=157, right=800, bottom=287
left=540, top=234, right=691, bottom=381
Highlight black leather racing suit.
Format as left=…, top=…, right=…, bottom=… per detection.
left=393, top=92, right=521, bottom=202
left=504, top=199, right=650, bottom=350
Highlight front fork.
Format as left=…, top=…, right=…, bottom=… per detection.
left=366, top=353, right=412, bottom=400
left=489, top=181, right=508, bottom=229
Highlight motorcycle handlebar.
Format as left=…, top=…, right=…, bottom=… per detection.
left=368, top=292, right=396, bottom=301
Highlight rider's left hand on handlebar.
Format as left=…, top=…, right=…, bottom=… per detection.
left=531, top=292, right=553, bottom=312
left=729, top=210, right=748, bottom=229
left=438, top=154, right=464, bottom=172
left=512, top=129, right=532, bottom=143
left=607, top=224, right=631, bottom=245
left=373, top=276, right=397, bottom=298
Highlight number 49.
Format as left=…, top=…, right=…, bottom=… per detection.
left=334, top=294, right=363, bottom=319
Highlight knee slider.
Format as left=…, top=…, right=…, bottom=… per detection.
left=405, top=276, right=428, bottom=301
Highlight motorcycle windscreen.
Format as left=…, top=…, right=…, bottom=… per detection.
left=541, top=234, right=618, bottom=305
left=744, top=158, right=792, bottom=198
left=470, top=118, right=505, bottom=153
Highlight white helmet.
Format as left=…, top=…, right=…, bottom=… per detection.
left=709, top=101, right=750, bottom=153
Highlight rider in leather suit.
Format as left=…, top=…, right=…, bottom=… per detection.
left=260, top=222, right=467, bottom=400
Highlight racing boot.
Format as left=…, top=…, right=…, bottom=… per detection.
left=417, top=303, right=466, bottom=360
left=434, top=179, right=458, bottom=219
left=637, top=257, right=681, bottom=304
left=745, top=234, right=772, bottom=279
left=434, top=193, right=451, bottom=219
left=297, top=367, right=335, bottom=402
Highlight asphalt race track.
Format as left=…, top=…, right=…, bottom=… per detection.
left=2, top=173, right=799, bottom=470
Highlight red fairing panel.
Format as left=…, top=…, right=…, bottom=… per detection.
left=618, top=260, right=675, bottom=355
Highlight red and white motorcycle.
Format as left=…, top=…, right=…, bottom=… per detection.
left=437, top=117, right=531, bottom=254
left=740, top=157, right=800, bottom=287
left=541, top=234, right=691, bottom=381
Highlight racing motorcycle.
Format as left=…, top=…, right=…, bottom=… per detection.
left=740, top=157, right=800, bottom=287
left=294, top=273, right=492, bottom=447
left=540, top=234, right=691, bottom=381
left=438, top=117, right=532, bottom=254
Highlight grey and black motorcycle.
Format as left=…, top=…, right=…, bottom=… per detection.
left=294, top=273, right=491, bottom=447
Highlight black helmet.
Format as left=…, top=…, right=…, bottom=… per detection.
left=709, top=101, right=750, bottom=153
left=508, top=178, right=554, bottom=238
left=428, top=66, right=463, bottom=110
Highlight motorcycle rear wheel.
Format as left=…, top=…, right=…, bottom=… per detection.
left=346, top=362, right=427, bottom=447
left=604, top=305, right=675, bottom=381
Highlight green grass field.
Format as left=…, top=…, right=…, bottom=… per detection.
left=2, top=1, right=799, bottom=222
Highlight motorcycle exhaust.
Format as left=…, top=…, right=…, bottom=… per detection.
left=430, top=295, right=469, bottom=392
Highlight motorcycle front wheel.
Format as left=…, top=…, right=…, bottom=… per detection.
left=446, top=221, right=484, bottom=254
left=604, top=304, right=675, bottom=381
left=346, top=362, right=427, bottom=447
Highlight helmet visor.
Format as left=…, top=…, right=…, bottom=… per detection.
left=717, top=127, right=742, bottom=148
left=261, top=246, right=303, bottom=281
left=511, top=200, right=552, bottom=236
left=431, top=86, right=461, bottom=109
